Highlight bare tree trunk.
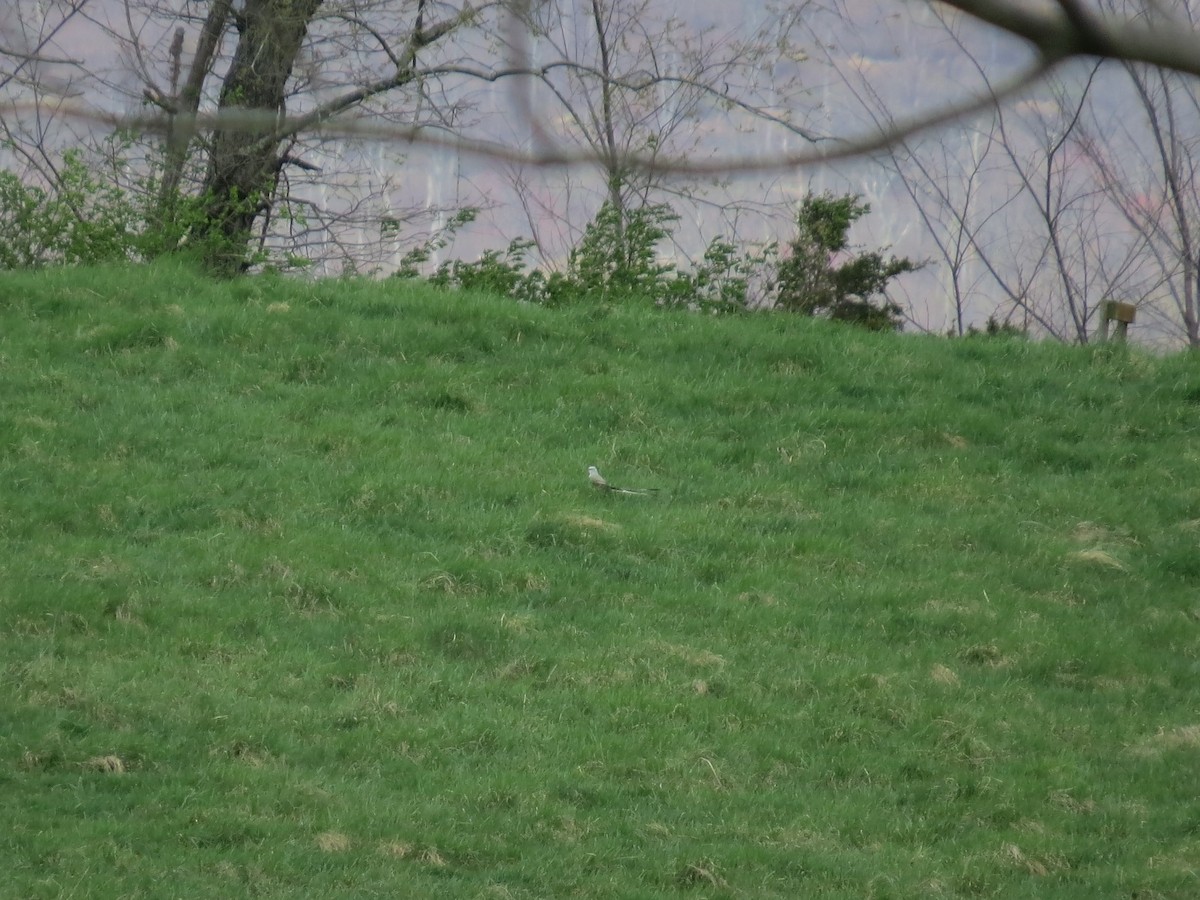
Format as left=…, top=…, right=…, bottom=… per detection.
left=154, top=0, right=235, bottom=219
left=200, top=0, right=322, bottom=273
left=586, top=0, right=630, bottom=263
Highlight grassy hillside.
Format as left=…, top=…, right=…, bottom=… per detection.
left=3, top=262, right=1200, bottom=898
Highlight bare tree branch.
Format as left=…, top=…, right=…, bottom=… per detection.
left=8, top=1, right=1200, bottom=177
left=0, top=0, right=90, bottom=93
left=0, top=54, right=1053, bottom=177
left=939, top=0, right=1200, bottom=75
left=0, top=45, right=82, bottom=66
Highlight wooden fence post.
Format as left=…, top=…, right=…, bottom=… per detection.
left=1100, top=301, right=1137, bottom=343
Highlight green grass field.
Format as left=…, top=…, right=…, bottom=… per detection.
left=3, top=262, right=1200, bottom=898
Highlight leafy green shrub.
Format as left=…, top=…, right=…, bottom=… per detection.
left=666, top=237, right=777, bottom=313
left=429, top=238, right=552, bottom=303
left=399, top=192, right=914, bottom=329
left=775, top=192, right=919, bottom=331
left=0, top=150, right=142, bottom=268
left=566, top=201, right=678, bottom=303
left=0, top=139, right=217, bottom=270
left=963, top=316, right=1027, bottom=339
left=0, top=170, right=48, bottom=269
left=392, top=207, right=479, bottom=280
left=401, top=202, right=681, bottom=307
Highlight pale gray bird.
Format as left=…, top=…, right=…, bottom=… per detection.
left=588, top=465, right=657, bottom=495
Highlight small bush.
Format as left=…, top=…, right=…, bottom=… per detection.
left=399, top=191, right=915, bottom=330
left=566, top=201, right=677, bottom=303
left=429, top=238, right=553, bottom=304
left=0, top=139, right=218, bottom=270
left=964, top=316, right=1027, bottom=339
left=666, top=236, right=777, bottom=313
left=0, top=150, right=142, bottom=268
left=775, top=192, right=919, bottom=331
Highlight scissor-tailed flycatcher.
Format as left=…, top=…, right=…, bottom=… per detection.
left=588, top=465, right=658, bottom=495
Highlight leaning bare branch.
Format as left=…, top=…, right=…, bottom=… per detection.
left=0, top=45, right=83, bottom=66
left=938, top=0, right=1200, bottom=75
left=0, top=57, right=1050, bottom=176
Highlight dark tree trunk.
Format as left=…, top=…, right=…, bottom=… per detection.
left=201, top=0, right=322, bottom=273
left=156, top=0, right=234, bottom=221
